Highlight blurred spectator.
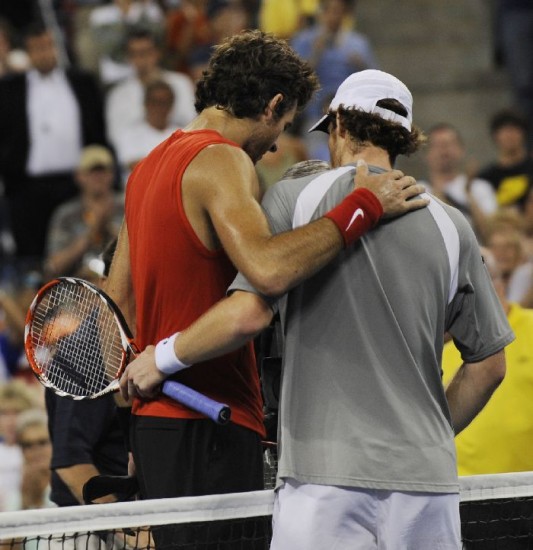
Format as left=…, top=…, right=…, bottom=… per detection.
left=45, top=363, right=129, bottom=508
left=0, top=17, right=30, bottom=77
left=0, top=380, right=36, bottom=511
left=89, top=0, right=164, bottom=86
left=5, top=409, right=52, bottom=510
left=0, top=268, right=43, bottom=381
left=45, top=237, right=129, bottom=509
left=44, top=145, right=124, bottom=278
left=115, top=79, right=178, bottom=177
left=487, top=223, right=533, bottom=305
left=0, top=196, right=16, bottom=260
left=164, top=0, right=210, bottom=75
left=291, top=0, right=378, bottom=155
left=187, top=0, right=251, bottom=83
left=105, top=28, right=195, bottom=149
left=442, top=247, right=533, bottom=475
left=259, top=0, right=318, bottom=38
left=68, top=0, right=107, bottom=75
left=488, top=206, right=526, bottom=233
left=0, top=2, right=39, bottom=36
left=521, top=186, right=533, bottom=259
left=0, top=21, right=107, bottom=262
left=494, top=0, right=533, bottom=151
left=478, top=109, right=533, bottom=209
left=419, top=123, right=497, bottom=243
left=239, top=0, right=261, bottom=27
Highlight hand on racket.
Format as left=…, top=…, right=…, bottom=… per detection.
left=24, top=277, right=231, bottom=425
left=118, top=346, right=166, bottom=401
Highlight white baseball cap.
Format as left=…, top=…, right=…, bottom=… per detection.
left=308, top=69, right=413, bottom=133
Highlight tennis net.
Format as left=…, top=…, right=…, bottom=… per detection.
left=460, top=471, right=533, bottom=549
left=1, top=472, right=532, bottom=549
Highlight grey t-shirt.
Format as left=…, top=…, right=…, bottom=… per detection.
left=230, top=165, right=514, bottom=493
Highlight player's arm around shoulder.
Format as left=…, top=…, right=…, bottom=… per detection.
left=352, top=161, right=428, bottom=219
left=186, top=144, right=346, bottom=296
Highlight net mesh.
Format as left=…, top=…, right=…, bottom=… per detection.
left=27, top=280, right=125, bottom=397
left=1, top=473, right=533, bottom=549
left=460, top=472, right=533, bottom=549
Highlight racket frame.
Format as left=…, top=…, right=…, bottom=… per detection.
left=24, top=277, right=136, bottom=399
left=25, top=277, right=231, bottom=424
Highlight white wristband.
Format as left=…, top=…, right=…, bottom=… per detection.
left=154, top=332, right=190, bottom=375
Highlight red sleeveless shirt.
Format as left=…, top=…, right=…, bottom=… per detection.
left=125, top=129, right=265, bottom=437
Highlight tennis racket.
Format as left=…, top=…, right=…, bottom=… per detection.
left=24, top=277, right=231, bottom=425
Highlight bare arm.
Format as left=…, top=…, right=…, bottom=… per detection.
left=190, top=146, right=427, bottom=296
left=120, top=291, right=273, bottom=399
left=55, top=464, right=116, bottom=504
left=445, top=349, right=506, bottom=435
left=104, top=221, right=136, bottom=334
left=174, top=291, right=274, bottom=364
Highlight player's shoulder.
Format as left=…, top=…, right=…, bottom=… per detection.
left=267, top=161, right=334, bottom=198
left=426, top=192, right=470, bottom=225
left=194, top=139, right=252, bottom=168
left=425, top=192, right=480, bottom=248
left=186, top=139, right=255, bottom=192
left=262, top=163, right=348, bottom=225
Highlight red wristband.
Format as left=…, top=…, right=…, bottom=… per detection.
left=324, top=188, right=383, bottom=247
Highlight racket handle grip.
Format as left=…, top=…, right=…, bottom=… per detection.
left=161, top=381, right=231, bottom=425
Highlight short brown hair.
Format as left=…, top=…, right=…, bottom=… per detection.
left=195, top=30, right=319, bottom=120
left=332, top=99, right=425, bottom=164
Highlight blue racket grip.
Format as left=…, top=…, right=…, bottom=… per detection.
left=161, top=380, right=231, bottom=425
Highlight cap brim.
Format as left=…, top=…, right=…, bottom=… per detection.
left=308, top=114, right=331, bottom=134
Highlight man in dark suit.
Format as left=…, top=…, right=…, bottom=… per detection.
left=0, top=21, right=107, bottom=261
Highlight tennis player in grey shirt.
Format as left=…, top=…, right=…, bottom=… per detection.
left=122, top=70, right=513, bottom=549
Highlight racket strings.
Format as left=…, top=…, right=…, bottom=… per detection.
left=30, top=283, right=124, bottom=397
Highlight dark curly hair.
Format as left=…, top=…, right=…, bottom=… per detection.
left=331, top=99, right=425, bottom=164
left=195, top=30, right=319, bottom=120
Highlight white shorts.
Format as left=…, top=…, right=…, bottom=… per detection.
left=271, top=478, right=461, bottom=550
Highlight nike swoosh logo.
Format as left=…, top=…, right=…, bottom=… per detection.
left=345, top=208, right=365, bottom=231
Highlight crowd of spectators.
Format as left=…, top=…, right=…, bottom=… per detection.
left=0, top=0, right=532, bottom=513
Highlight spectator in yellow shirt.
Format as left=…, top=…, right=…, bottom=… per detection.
left=259, top=0, right=319, bottom=39
left=442, top=247, right=533, bottom=474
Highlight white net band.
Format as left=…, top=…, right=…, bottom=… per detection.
left=0, top=490, right=274, bottom=539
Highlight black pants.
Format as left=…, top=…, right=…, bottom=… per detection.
left=131, top=416, right=266, bottom=549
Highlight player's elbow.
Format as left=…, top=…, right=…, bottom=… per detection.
left=228, top=292, right=274, bottom=339
left=246, top=266, right=288, bottom=297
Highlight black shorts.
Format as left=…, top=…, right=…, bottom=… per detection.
left=131, top=415, right=263, bottom=498
left=131, top=416, right=266, bottom=548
